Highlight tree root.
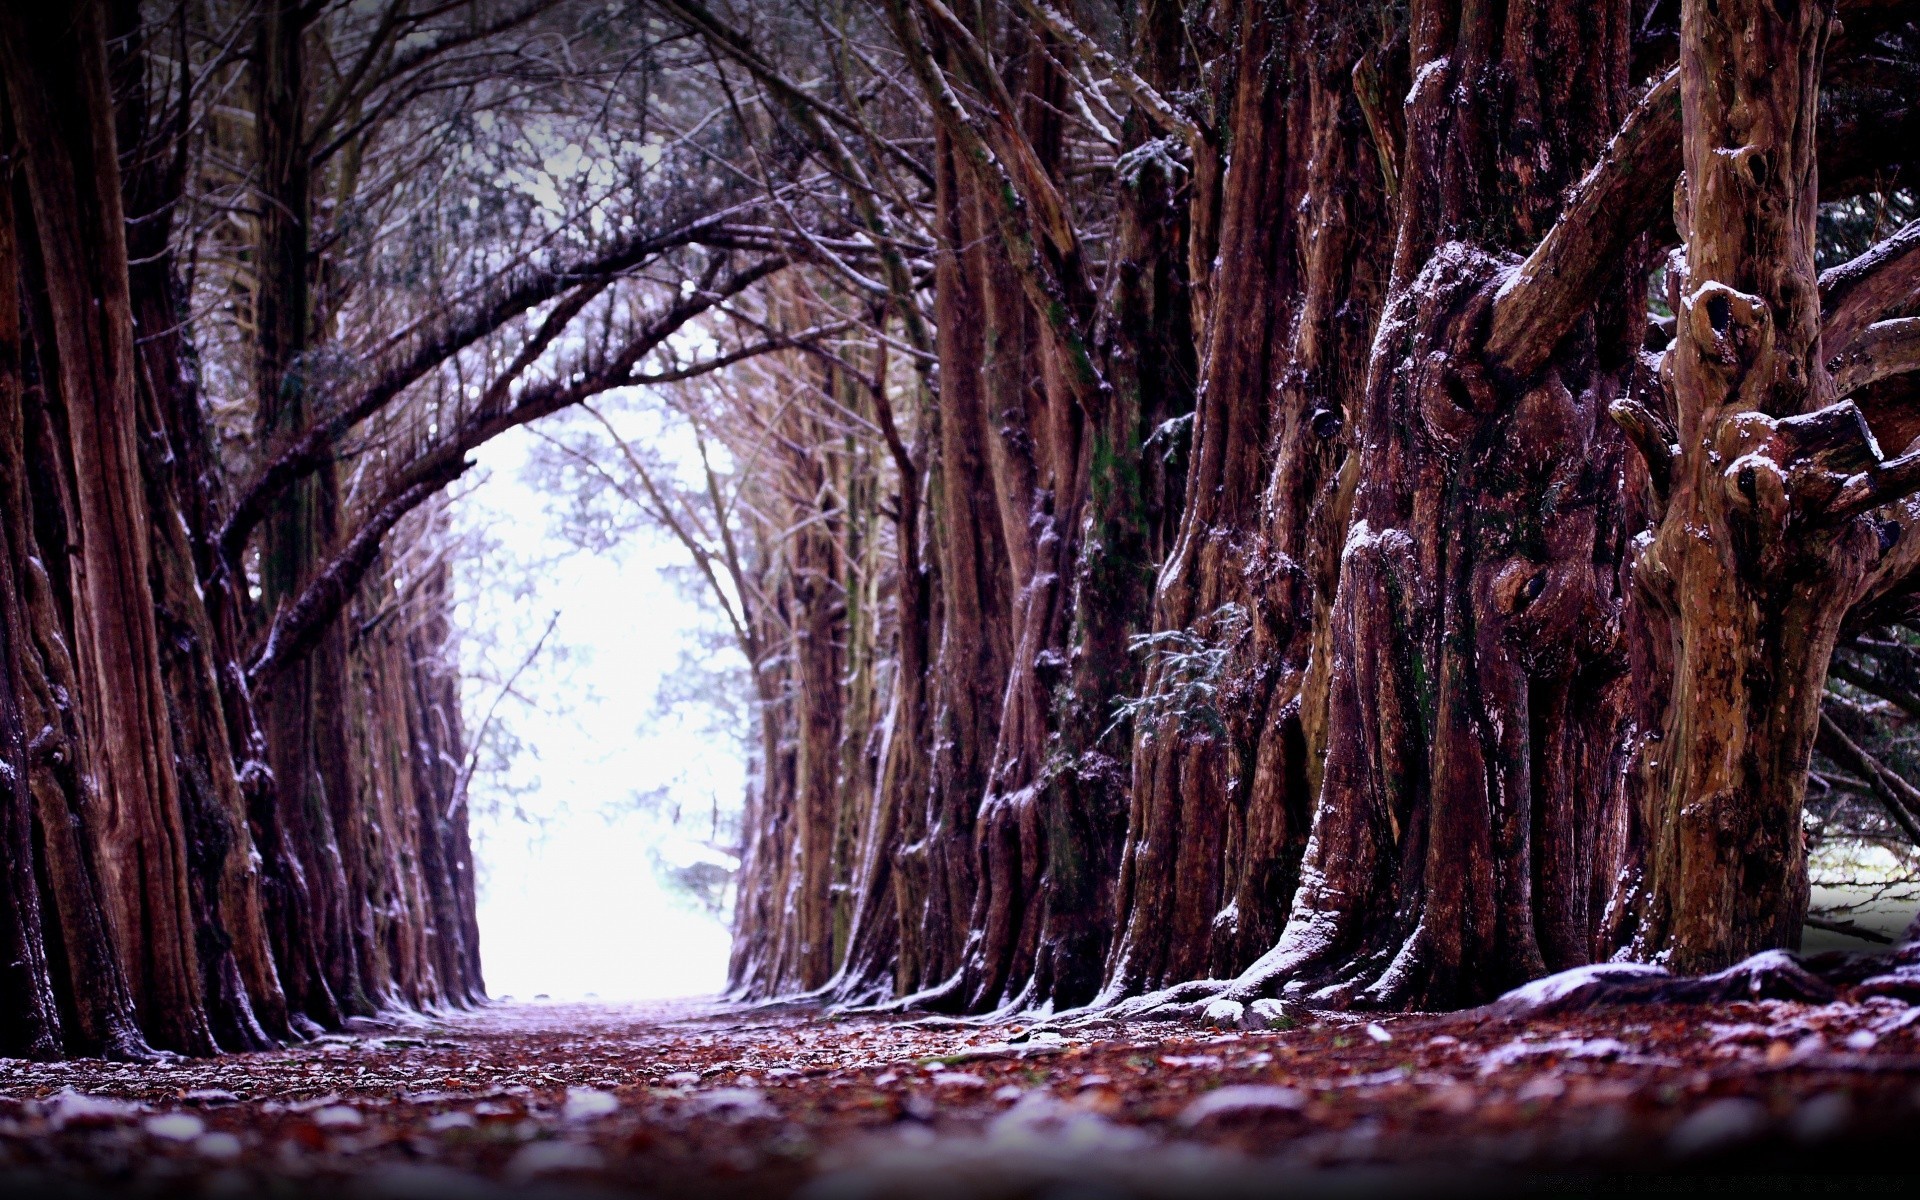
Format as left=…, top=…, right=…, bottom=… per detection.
left=1483, top=950, right=1858, bottom=1017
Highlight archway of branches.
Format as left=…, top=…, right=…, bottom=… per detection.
left=6, top=0, right=1920, bottom=1071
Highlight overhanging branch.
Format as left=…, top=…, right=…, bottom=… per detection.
left=216, top=218, right=731, bottom=568
left=1487, top=68, right=1681, bottom=378
left=1832, top=317, right=1920, bottom=397
left=1821, top=219, right=1920, bottom=358
left=246, top=259, right=808, bottom=684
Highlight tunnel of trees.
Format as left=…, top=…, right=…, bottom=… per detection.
left=4, top=0, right=1920, bottom=1060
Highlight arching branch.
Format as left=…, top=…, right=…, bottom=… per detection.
left=1822, top=219, right=1920, bottom=358
left=216, top=218, right=733, bottom=568
left=247, top=258, right=804, bottom=686
left=1487, top=69, right=1680, bottom=378
left=1832, top=317, right=1920, bottom=397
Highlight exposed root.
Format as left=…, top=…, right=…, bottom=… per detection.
left=1485, top=950, right=1851, bottom=1017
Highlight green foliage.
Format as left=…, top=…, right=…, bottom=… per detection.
left=1107, top=603, right=1250, bottom=744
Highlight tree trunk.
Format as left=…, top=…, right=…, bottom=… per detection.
left=889, top=118, right=1015, bottom=999
left=957, top=0, right=1199, bottom=1013
left=0, top=0, right=216, bottom=1053
left=1, top=179, right=152, bottom=1059
left=1105, top=0, right=1311, bottom=998
left=250, top=0, right=371, bottom=1020
left=1631, top=0, right=1866, bottom=970
left=1225, top=0, right=1641, bottom=1011
left=0, top=153, right=64, bottom=1061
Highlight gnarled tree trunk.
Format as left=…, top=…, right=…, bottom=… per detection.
left=1630, top=0, right=1879, bottom=970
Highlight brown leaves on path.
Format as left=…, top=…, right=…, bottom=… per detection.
left=1, top=995, right=1918, bottom=1197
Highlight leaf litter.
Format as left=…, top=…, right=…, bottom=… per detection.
left=0, top=994, right=1917, bottom=1196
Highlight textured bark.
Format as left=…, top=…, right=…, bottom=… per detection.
left=919, top=0, right=1199, bottom=1015
left=112, top=0, right=289, bottom=1049
left=0, top=160, right=63, bottom=1061
left=344, top=535, right=485, bottom=1009
left=1220, top=0, right=1641, bottom=1011
left=1105, top=0, right=1301, bottom=998
left=1630, top=0, right=1870, bottom=970
left=249, top=0, right=371, bottom=1021
left=0, top=0, right=216, bottom=1053
left=3, top=127, right=154, bottom=1063
left=888, top=117, right=1013, bottom=1000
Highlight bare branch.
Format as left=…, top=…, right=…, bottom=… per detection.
left=1821, top=218, right=1920, bottom=358
left=1487, top=68, right=1681, bottom=378
left=1010, top=0, right=1203, bottom=149
left=216, top=218, right=731, bottom=567
left=1817, top=708, right=1920, bottom=846
left=1832, top=317, right=1920, bottom=397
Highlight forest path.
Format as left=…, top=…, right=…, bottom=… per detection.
left=3, top=995, right=1920, bottom=1196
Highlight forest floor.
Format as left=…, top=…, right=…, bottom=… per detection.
left=3, top=994, right=1920, bottom=1199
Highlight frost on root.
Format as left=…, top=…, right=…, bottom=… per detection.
left=1487, top=950, right=1842, bottom=1016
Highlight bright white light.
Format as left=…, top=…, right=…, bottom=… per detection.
left=453, top=424, right=740, bottom=1001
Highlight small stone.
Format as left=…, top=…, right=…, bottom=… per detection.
left=562, top=1087, right=619, bottom=1121
left=1202, top=998, right=1245, bottom=1029
left=506, top=1140, right=605, bottom=1180
left=686, top=1087, right=775, bottom=1121
left=45, top=1089, right=140, bottom=1130
left=1790, top=1091, right=1853, bottom=1144
left=1176, top=1084, right=1307, bottom=1128
left=1365, top=1023, right=1393, bottom=1043
left=194, top=1132, right=243, bottom=1160
left=311, top=1105, right=363, bottom=1129
left=183, top=1089, right=240, bottom=1106
left=143, top=1113, right=206, bottom=1141
left=1668, top=1097, right=1769, bottom=1157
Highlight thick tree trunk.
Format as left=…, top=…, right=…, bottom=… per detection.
left=1, top=188, right=150, bottom=1058
left=0, top=161, right=63, bottom=1061
left=936, top=0, right=1204, bottom=1012
left=250, top=0, right=371, bottom=1021
left=109, top=3, right=289, bottom=1048
left=0, top=0, right=216, bottom=1053
left=400, top=553, right=486, bottom=1004
left=889, top=120, right=1015, bottom=999
left=1105, top=0, right=1310, bottom=998
left=1631, top=0, right=1865, bottom=970
left=1219, top=0, right=1641, bottom=1011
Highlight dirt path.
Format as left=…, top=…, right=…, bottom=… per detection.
left=3, top=995, right=1919, bottom=1197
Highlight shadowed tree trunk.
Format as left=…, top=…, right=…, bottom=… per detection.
left=885, top=50, right=1015, bottom=1002
left=2, top=169, right=152, bottom=1060
left=249, top=0, right=370, bottom=1020
left=0, top=150, right=64, bottom=1062
left=0, top=0, right=216, bottom=1054
left=1104, top=0, right=1315, bottom=998
left=1205, top=0, right=1645, bottom=1012
left=109, top=0, right=289, bottom=1050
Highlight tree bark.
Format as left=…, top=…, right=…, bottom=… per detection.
left=1630, top=0, right=1871, bottom=970
left=0, top=148, right=64, bottom=1061
left=1105, top=0, right=1313, bottom=998
left=249, top=0, right=373, bottom=1020
left=0, top=0, right=216, bottom=1053
left=1218, top=0, right=1641, bottom=1011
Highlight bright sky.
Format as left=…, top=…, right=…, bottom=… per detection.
left=450, top=418, right=740, bottom=1001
